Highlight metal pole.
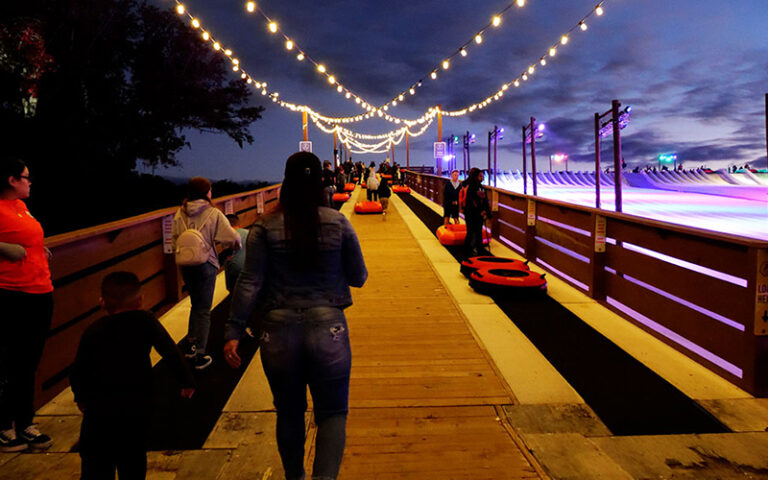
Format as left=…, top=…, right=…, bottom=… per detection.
left=594, top=112, right=601, bottom=209
left=437, top=106, right=442, bottom=141
left=467, top=131, right=471, bottom=171
left=487, top=131, right=492, bottom=184
left=549, top=155, right=552, bottom=172
left=493, top=126, right=498, bottom=187
left=765, top=93, right=768, bottom=171
left=302, top=110, right=308, bottom=142
left=531, top=117, right=538, bottom=196
left=333, top=130, right=338, bottom=165
left=391, top=139, right=395, bottom=164
left=521, top=125, right=527, bottom=195
left=611, top=100, right=623, bottom=213
left=406, top=131, right=410, bottom=168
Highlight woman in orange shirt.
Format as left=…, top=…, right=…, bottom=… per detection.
left=0, top=156, right=54, bottom=452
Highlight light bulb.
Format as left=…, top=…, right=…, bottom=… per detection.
left=213, top=42, right=221, bottom=50
left=191, top=18, right=200, bottom=28
left=549, top=47, right=557, bottom=56
left=492, top=16, right=501, bottom=27
left=268, top=22, right=278, bottom=33
left=580, top=22, right=588, bottom=31
left=430, top=71, right=437, bottom=79
left=595, top=6, right=604, bottom=16
left=516, top=0, right=525, bottom=6
left=202, top=31, right=210, bottom=40
left=246, top=2, right=256, bottom=12
left=246, top=78, right=252, bottom=84
left=296, top=53, right=305, bottom=61
left=355, top=98, right=361, bottom=104
left=328, top=76, right=335, bottom=84
left=232, top=65, right=239, bottom=71
left=528, top=65, right=535, bottom=74
left=522, top=74, right=528, bottom=80
left=345, top=92, right=351, bottom=99
left=285, top=40, right=293, bottom=50
left=337, top=85, right=343, bottom=92
left=475, top=34, right=483, bottom=44
left=409, top=88, right=415, bottom=95
left=540, top=58, right=546, bottom=66
left=561, top=35, right=569, bottom=45
left=241, top=73, right=247, bottom=79
left=502, top=84, right=509, bottom=91
left=232, top=58, right=239, bottom=65
left=175, top=4, right=185, bottom=15
left=398, top=94, right=404, bottom=101
left=225, top=49, right=232, bottom=56
left=460, top=48, right=467, bottom=57
left=442, top=59, right=450, bottom=70
left=514, top=80, right=520, bottom=87
left=317, top=64, right=326, bottom=73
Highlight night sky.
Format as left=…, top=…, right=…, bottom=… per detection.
left=144, top=0, right=768, bottom=183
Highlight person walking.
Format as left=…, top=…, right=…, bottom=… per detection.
left=463, top=167, right=491, bottom=258
left=0, top=156, right=54, bottom=452
left=442, top=169, right=462, bottom=226
left=172, top=177, right=241, bottom=370
left=224, top=152, right=367, bottom=480
left=366, top=170, right=379, bottom=202
left=378, top=176, right=392, bottom=218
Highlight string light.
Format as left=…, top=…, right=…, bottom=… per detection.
left=191, top=18, right=200, bottom=28
left=268, top=21, right=278, bottom=33
left=580, top=21, right=588, bottom=31
left=246, top=1, right=255, bottom=13
left=492, top=16, right=501, bottom=27
left=297, top=53, right=305, bottom=61
left=474, top=34, right=483, bottom=44
left=175, top=4, right=185, bottom=15
left=442, top=60, right=450, bottom=70
left=168, top=0, right=610, bottom=138
left=285, top=40, right=293, bottom=50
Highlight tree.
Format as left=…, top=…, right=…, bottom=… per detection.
left=0, top=0, right=265, bottom=233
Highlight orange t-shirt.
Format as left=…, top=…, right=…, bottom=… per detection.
left=0, top=199, right=53, bottom=294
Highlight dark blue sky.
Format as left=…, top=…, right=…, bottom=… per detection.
left=144, top=0, right=768, bottom=183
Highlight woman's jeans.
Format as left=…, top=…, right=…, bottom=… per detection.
left=181, top=262, right=218, bottom=354
left=260, top=307, right=352, bottom=480
left=0, top=289, right=53, bottom=431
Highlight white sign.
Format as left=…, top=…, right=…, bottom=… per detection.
left=433, top=142, right=447, bottom=159
left=162, top=215, right=174, bottom=254
left=224, top=200, right=234, bottom=215
left=257, top=192, right=265, bottom=215
left=299, top=141, right=312, bottom=152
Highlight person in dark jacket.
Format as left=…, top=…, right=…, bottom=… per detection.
left=321, top=161, right=336, bottom=207
left=463, top=168, right=492, bottom=257
left=225, top=152, right=367, bottom=480
left=71, top=271, right=195, bottom=480
left=378, top=177, right=392, bottom=217
left=442, top=169, right=462, bottom=226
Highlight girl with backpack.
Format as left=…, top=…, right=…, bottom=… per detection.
left=172, top=177, right=241, bottom=370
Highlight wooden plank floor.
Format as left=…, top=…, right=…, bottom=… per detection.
left=0, top=190, right=545, bottom=479
left=330, top=192, right=544, bottom=479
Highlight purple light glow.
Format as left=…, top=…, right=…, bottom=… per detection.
left=606, top=297, right=743, bottom=378
left=536, top=259, right=590, bottom=291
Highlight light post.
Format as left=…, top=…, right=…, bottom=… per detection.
left=521, top=118, right=545, bottom=195
left=549, top=154, right=568, bottom=172
left=463, top=131, right=476, bottom=173
left=594, top=101, right=631, bottom=210
left=488, top=125, right=504, bottom=187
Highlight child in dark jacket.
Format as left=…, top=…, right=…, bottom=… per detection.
left=70, top=271, right=195, bottom=480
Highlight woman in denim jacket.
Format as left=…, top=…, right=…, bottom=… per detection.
left=224, top=152, right=367, bottom=480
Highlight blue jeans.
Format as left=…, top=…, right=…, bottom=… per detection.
left=260, top=307, right=352, bottom=480
left=181, top=262, right=218, bottom=354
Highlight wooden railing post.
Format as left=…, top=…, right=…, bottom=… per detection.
left=748, top=247, right=768, bottom=395
left=490, top=189, right=500, bottom=239
left=524, top=198, right=537, bottom=260
left=590, top=213, right=607, bottom=300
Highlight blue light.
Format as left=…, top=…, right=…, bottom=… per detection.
left=538, top=123, right=546, bottom=131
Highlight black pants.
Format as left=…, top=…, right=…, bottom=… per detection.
left=366, top=190, right=378, bottom=201
left=464, top=213, right=486, bottom=257
left=80, top=412, right=150, bottom=480
left=0, top=289, right=53, bottom=431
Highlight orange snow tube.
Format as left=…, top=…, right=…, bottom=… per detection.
left=332, top=193, right=351, bottom=203
left=392, top=185, right=411, bottom=194
left=436, top=224, right=490, bottom=246
left=460, top=256, right=529, bottom=278
left=380, top=174, right=393, bottom=180
left=469, top=268, right=547, bottom=295
left=343, top=183, right=356, bottom=192
left=354, top=201, right=383, bottom=214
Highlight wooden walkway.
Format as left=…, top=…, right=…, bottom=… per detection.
left=0, top=190, right=546, bottom=480
left=334, top=192, right=543, bottom=479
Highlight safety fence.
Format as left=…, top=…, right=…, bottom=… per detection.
left=406, top=171, right=768, bottom=397
left=37, top=184, right=281, bottom=407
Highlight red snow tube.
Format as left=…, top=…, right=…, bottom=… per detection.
left=436, top=224, right=490, bottom=246
left=380, top=174, right=393, bottom=179
left=469, top=268, right=547, bottom=295
left=343, top=183, right=356, bottom=192
left=460, top=256, right=529, bottom=278
left=354, top=201, right=383, bottom=214
left=392, top=185, right=411, bottom=194
left=352, top=177, right=359, bottom=182
left=361, top=182, right=367, bottom=189
left=332, top=193, right=350, bottom=203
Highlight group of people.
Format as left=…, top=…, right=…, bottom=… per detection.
left=0, top=152, right=368, bottom=480
left=442, top=168, right=492, bottom=258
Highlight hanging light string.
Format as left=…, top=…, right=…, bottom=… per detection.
left=170, top=1, right=608, bottom=141
left=241, top=0, right=529, bottom=114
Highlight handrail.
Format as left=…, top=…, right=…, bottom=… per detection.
left=404, top=169, right=768, bottom=396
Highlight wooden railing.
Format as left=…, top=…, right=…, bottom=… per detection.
left=36, top=184, right=281, bottom=408
left=406, top=171, right=768, bottom=396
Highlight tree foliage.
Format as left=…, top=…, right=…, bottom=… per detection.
left=0, top=0, right=265, bottom=234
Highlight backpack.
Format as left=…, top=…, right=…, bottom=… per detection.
left=175, top=208, right=216, bottom=266
left=458, top=185, right=468, bottom=210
